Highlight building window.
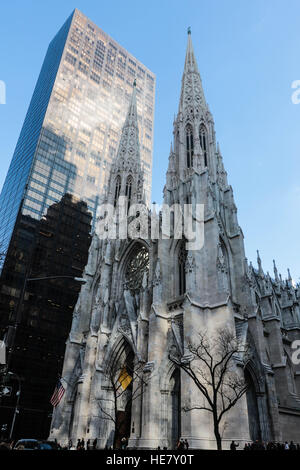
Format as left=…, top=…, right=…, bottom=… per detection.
left=199, top=124, right=208, bottom=167
left=114, top=175, right=121, bottom=207
left=125, top=175, right=133, bottom=210
left=186, top=125, right=193, bottom=168
left=178, top=242, right=187, bottom=296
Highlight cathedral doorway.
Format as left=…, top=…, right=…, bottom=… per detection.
left=245, top=369, right=261, bottom=442
left=170, top=368, right=181, bottom=449
left=113, top=343, right=134, bottom=448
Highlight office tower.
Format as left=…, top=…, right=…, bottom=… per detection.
left=0, top=8, right=155, bottom=256
left=0, top=9, right=155, bottom=438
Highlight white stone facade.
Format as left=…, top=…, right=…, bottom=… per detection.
left=49, top=32, right=300, bottom=449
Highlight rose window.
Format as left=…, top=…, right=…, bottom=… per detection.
left=125, top=245, right=149, bottom=293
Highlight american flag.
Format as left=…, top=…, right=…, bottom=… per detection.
left=50, top=378, right=65, bottom=407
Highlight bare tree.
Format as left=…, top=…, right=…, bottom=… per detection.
left=98, top=360, right=151, bottom=448
left=169, top=327, right=249, bottom=450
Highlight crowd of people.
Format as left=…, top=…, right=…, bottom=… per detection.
left=1, top=436, right=300, bottom=451
left=75, top=438, right=300, bottom=451
left=175, top=438, right=189, bottom=450
left=71, top=438, right=98, bottom=450
left=231, top=440, right=300, bottom=451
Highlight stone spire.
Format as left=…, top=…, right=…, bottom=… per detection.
left=287, top=268, right=295, bottom=289
left=113, top=79, right=141, bottom=169
left=257, top=250, right=264, bottom=277
left=166, top=142, right=176, bottom=187
left=273, top=259, right=279, bottom=283
left=172, top=29, right=217, bottom=179
left=216, top=143, right=228, bottom=188
left=178, top=28, right=207, bottom=113
left=107, top=80, right=144, bottom=206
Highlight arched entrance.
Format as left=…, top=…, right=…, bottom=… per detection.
left=245, top=369, right=261, bottom=441
left=170, top=368, right=181, bottom=449
left=110, top=340, right=134, bottom=448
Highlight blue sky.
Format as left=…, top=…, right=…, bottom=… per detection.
left=0, top=0, right=299, bottom=281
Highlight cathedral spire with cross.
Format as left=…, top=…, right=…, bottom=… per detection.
left=178, top=27, right=208, bottom=114
left=106, top=80, right=145, bottom=208
left=169, top=28, right=218, bottom=185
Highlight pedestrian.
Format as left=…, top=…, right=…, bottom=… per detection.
left=284, top=441, right=289, bottom=450
left=86, top=439, right=91, bottom=450
left=184, top=439, right=189, bottom=450
left=289, top=441, right=296, bottom=451
left=76, top=438, right=81, bottom=450
left=252, top=440, right=261, bottom=450
left=230, top=440, right=239, bottom=451
left=179, top=439, right=185, bottom=450
left=259, top=441, right=266, bottom=450
left=93, top=438, right=97, bottom=450
left=121, top=436, right=127, bottom=450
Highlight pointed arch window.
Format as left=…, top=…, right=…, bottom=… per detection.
left=217, top=238, right=230, bottom=293
left=186, top=125, right=193, bottom=168
left=125, top=175, right=133, bottom=211
left=125, top=244, right=149, bottom=293
left=114, top=175, right=121, bottom=207
left=199, top=124, right=208, bottom=167
left=178, top=241, right=187, bottom=296
left=176, top=131, right=179, bottom=153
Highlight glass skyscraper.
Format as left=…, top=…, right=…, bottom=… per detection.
left=0, top=9, right=155, bottom=438
left=0, top=8, right=155, bottom=255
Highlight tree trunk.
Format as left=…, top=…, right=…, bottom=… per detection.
left=113, top=393, right=118, bottom=449
left=213, top=412, right=222, bottom=451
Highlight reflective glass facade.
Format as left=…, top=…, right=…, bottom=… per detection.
left=0, top=8, right=155, bottom=258
left=0, top=9, right=155, bottom=439
left=23, top=9, right=154, bottom=229
left=0, top=12, right=73, bottom=258
left=0, top=195, right=92, bottom=437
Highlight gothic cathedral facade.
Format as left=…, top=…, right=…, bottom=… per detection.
left=50, top=32, right=300, bottom=449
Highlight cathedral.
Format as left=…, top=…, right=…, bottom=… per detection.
left=50, top=31, right=300, bottom=449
